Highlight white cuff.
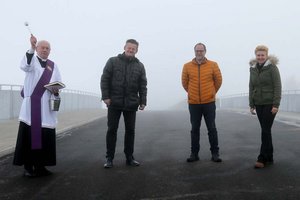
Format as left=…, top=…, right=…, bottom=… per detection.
left=27, top=48, right=35, bottom=54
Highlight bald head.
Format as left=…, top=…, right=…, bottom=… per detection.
left=36, top=40, right=51, bottom=59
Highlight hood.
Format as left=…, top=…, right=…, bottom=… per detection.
left=249, top=55, right=279, bottom=68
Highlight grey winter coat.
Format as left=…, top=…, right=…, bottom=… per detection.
left=249, top=56, right=282, bottom=108
left=101, top=53, right=147, bottom=111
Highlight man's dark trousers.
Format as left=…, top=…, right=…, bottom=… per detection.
left=106, top=108, right=136, bottom=159
left=188, top=102, right=219, bottom=156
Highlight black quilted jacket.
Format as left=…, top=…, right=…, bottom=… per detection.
left=100, top=53, right=147, bottom=111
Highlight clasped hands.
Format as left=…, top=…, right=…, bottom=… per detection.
left=103, top=99, right=145, bottom=110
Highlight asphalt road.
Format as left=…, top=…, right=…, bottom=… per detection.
left=1, top=110, right=300, bottom=200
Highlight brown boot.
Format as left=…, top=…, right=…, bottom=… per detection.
left=254, top=161, right=265, bottom=169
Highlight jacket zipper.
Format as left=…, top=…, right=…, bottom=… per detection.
left=198, top=64, right=201, bottom=103
left=123, top=64, right=128, bottom=107
left=255, top=67, right=263, bottom=101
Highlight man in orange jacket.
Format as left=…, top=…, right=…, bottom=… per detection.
left=182, top=42, right=222, bottom=163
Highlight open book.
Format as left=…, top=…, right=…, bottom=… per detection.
left=44, top=81, right=66, bottom=93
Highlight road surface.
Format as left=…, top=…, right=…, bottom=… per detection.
left=1, top=110, right=300, bottom=200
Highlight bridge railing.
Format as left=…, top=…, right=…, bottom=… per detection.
left=0, top=84, right=101, bottom=120
left=217, top=90, right=300, bottom=112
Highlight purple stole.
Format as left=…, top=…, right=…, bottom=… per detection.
left=30, top=60, right=54, bottom=149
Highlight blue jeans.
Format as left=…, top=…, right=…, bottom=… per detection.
left=188, top=102, right=219, bottom=155
left=105, top=108, right=136, bottom=159
left=255, top=105, right=275, bottom=162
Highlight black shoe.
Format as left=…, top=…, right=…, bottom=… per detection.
left=23, top=169, right=36, bottom=178
left=126, top=156, right=140, bottom=166
left=186, top=154, right=199, bottom=162
left=104, top=158, right=113, bottom=168
left=211, top=154, right=222, bottom=162
left=35, top=167, right=52, bottom=177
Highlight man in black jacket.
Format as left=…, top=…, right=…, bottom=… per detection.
left=100, top=39, right=147, bottom=168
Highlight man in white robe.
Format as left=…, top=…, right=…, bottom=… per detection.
left=13, top=35, right=62, bottom=177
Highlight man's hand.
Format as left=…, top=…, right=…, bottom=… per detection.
left=271, top=107, right=278, bottom=115
left=139, top=104, right=146, bottom=110
left=51, top=86, right=60, bottom=96
left=103, top=99, right=111, bottom=106
left=30, top=34, right=37, bottom=50
left=250, top=107, right=256, bottom=115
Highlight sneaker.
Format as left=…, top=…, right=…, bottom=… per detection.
left=104, top=158, right=113, bottom=168
left=186, top=154, right=199, bottom=162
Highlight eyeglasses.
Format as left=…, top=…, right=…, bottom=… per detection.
left=195, top=50, right=205, bottom=53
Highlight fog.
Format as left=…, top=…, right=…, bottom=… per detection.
left=1, top=0, right=299, bottom=110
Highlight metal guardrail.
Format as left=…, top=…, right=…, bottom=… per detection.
left=62, top=88, right=99, bottom=97
left=0, top=84, right=22, bottom=91
left=220, top=90, right=300, bottom=99
left=218, top=90, right=300, bottom=112
left=0, top=84, right=101, bottom=120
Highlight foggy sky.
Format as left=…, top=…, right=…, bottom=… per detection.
left=1, top=0, right=299, bottom=110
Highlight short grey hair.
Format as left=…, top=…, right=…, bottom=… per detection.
left=194, top=43, right=206, bottom=51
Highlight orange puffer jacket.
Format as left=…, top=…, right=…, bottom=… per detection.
left=182, top=58, right=222, bottom=104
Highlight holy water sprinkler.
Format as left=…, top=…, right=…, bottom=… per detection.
left=24, top=21, right=32, bottom=34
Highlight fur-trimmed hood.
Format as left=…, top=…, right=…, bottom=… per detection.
left=249, top=55, right=279, bottom=68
